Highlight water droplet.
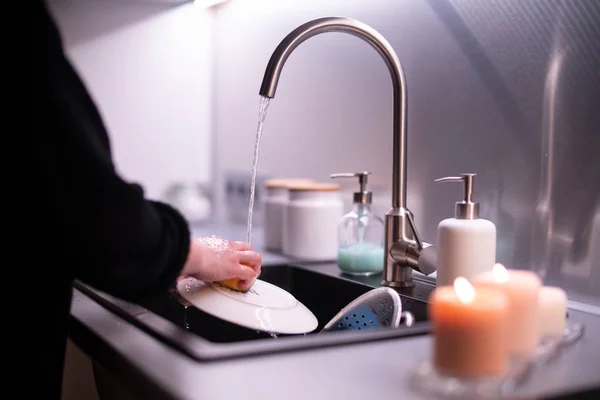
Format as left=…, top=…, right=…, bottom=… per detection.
left=183, top=310, right=190, bottom=330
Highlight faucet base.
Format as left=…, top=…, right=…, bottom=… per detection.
left=381, top=278, right=415, bottom=289
left=381, top=257, right=416, bottom=288
left=382, top=208, right=416, bottom=287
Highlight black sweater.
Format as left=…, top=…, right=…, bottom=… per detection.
left=31, top=1, right=191, bottom=397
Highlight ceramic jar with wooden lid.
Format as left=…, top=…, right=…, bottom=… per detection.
left=283, top=182, right=344, bottom=260
left=263, top=178, right=315, bottom=252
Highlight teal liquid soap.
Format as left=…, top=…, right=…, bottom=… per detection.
left=337, top=242, right=384, bottom=276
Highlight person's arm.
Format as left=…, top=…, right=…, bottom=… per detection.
left=35, top=2, right=262, bottom=301
left=35, top=2, right=262, bottom=302
left=34, top=2, right=191, bottom=302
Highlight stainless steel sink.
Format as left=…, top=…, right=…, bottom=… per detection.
left=74, top=263, right=433, bottom=361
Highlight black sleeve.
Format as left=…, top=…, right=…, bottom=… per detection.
left=33, top=1, right=191, bottom=302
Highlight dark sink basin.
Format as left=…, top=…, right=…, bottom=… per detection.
left=75, top=263, right=433, bottom=361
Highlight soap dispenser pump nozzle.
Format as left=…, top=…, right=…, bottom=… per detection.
left=435, top=173, right=480, bottom=219
left=331, top=171, right=372, bottom=204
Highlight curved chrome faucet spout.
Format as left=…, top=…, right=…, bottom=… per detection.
left=259, top=17, right=407, bottom=209
left=259, top=17, right=436, bottom=287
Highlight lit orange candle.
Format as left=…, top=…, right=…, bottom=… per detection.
left=429, top=277, right=509, bottom=378
left=473, top=263, right=542, bottom=357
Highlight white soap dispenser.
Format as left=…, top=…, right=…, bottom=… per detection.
left=330, top=171, right=385, bottom=276
left=435, top=173, right=496, bottom=286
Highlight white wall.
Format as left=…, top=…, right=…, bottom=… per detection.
left=47, top=0, right=214, bottom=201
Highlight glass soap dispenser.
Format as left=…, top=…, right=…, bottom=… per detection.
left=330, top=172, right=385, bottom=276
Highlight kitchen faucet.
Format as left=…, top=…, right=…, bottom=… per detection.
left=259, top=17, right=437, bottom=287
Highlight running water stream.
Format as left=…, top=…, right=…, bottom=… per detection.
left=246, top=96, right=271, bottom=245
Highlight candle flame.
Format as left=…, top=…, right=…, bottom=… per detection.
left=454, top=277, right=475, bottom=304
left=493, top=263, right=509, bottom=283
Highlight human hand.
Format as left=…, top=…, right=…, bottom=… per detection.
left=181, top=235, right=262, bottom=291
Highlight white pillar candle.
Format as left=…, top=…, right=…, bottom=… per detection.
left=538, top=286, right=568, bottom=338
left=473, top=263, right=542, bottom=357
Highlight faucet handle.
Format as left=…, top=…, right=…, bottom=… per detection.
left=406, top=212, right=424, bottom=251
left=416, top=244, right=437, bottom=275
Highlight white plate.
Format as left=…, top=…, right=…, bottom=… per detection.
left=176, top=277, right=319, bottom=335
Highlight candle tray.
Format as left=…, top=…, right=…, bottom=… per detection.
left=410, top=321, right=584, bottom=399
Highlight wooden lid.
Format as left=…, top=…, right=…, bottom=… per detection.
left=264, top=178, right=316, bottom=189
left=287, top=182, right=341, bottom=192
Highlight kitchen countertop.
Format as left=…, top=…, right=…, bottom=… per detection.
left=69, top=223, right=600, bottom=400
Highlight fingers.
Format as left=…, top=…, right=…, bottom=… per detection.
left=236, top=278, right=256, bottom=292
left=238, top=250, right=262, bottom=271
left=236, top=264, right=258, bottom=280
left=236, top=262, right=261, bottom=291
left=235, top=250, right=262, bottom=288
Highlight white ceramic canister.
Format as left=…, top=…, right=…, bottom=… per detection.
left=283, top=182, right=344, bottom=261
left=263, top=178, right=315, bottom=252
